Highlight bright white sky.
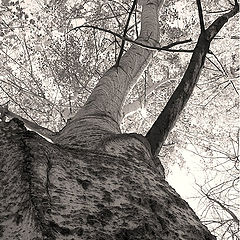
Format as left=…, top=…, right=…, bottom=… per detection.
left=167, top=147, right=202, bottom=211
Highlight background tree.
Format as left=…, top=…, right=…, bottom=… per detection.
left=0, top=0, right=239, bottom=239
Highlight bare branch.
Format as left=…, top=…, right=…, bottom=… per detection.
left=145, top=1, right=239, bottom=156
left=70, top=25, right=192, bottom=52
left=202, top=188, right=239, bottom=224
left=196, top=0, right=205, bottom=32
left=116, top=0, right=138, bottom=66
left=134, top=4, right=139, bottom=38
left=162, top=39, right=193, bottom=49
left=107, top=3, right=122, bottom=29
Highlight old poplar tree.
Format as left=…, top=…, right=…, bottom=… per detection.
left=0, top=0, right=239, bottom=239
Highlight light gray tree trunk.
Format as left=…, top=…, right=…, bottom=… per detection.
left=53, top=0, right=164, bottom=150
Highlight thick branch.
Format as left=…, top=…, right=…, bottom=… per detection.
left=74, top=0, right=164, bottom=123
left=55, top=0, right=165, bottom=148
left=146, top=1, right=239, bottom=156
left=0, top=105, right=56, bottom=141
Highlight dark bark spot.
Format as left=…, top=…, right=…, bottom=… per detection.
left=0, top=225, right=3, bottom=237
left=95, top=232, right=114, bottom=240
left=87, top=214, right=99, bottom=225
left=102, top=190, right=112, bottom=203
left=164, top=197, right=172, bottom=206
left=148, top=198, right=158, bottom=213
left=57, top=177, right=64, bottom=181
left=98, top=208, right=113, bottom=222
left=128, top=195, right=142, bottom=205
left=76, top=178, right=91, bottom=190
left=74, top=227, right=83, bottom=236
left=156, top=216, right=168, bottom=230
left=97, top=237, right=109, bottom=240
left=122, top=175, right=134, bottom=184
left=11, top=118, right=25, bottom=130
left=48, top=221, right=71, bottom=236
left=186, top=224, right=202, bottom=235
left=96, top=203, right=104, bottom=209
left=166, top=211, right=177, bottom=223
left=46, top=208, right=52, bottom=214
left=14, top=212, right=23, bottom=225
left=115, top=224, right=156, bottom=240
left=115, top=228, right=130, bottom=240
left=172, top=195, right=189, bottom=209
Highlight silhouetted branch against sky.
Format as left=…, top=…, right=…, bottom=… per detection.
left=145, top=0, right=239, bottom=157
left=116, top=0, right=138, bottom=66
left=71, top=25, right=192, bottom=52
left=196, top=0, right=205, bottom=32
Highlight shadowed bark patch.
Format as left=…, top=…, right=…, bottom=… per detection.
left=76, top=179, right=92, bottom=190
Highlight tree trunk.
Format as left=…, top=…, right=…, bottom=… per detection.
left=2, top=0, right=238, bottom=238
left=0, top=118, right=215, bottom=240
left=53, top=0, right=164, bottom=151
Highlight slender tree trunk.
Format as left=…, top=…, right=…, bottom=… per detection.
left=54, top=0, right=163, bottom=150
left=146, top=0, right=239, bottom=156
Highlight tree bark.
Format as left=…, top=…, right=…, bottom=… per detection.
left=0, top=119, right=215, bottom=239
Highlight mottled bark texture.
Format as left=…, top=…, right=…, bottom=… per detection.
left=0, top=119, right=215, bottom=240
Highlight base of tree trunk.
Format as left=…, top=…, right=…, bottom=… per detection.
left=0, top=119, right=215, bottom=240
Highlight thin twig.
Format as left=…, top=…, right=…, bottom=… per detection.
left=116, top=0, right=138, bottom=66
left=206, top=9, right=231, bottom=14
left=206, top=56, right=224, bottom=74
left=134, top=4, right=139, bottom=38
left=70, top=25, right=193, bottom=53
left=196, top=0, right=205, bottom=32
left=211, top=51, right=228, bottom=76
left=108, top=3, right=122, bottom=29
left=161, top=39, right=193, bottom=50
